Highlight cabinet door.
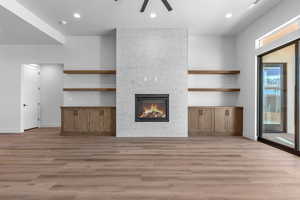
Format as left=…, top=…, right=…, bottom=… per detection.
left=62, top=109, right=77, bottom=132
left=214, top=108, right=230, bottom=135
left=103, top=108, right=116, bottom=136
left=214, top=108, right=243, bottom=136
left=188, top=107, right=200, bottom=134
left=76, top=109, right=90, bottom=133
left=198, top=108, right=214, bottom=134
left=111, top=108, right=116, bottom=135
left=88, top=108, right=116, bottom=136
left=189, top=107, right=214, bottom=136
left=227, top=108, right=243, bottom=136
left=89, top=109, right=105, bottom=134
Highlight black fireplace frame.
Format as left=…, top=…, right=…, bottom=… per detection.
left=135, top=94, right=169, bottom=122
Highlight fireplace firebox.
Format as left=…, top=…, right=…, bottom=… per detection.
left=135, top=94, right=169, bottom=122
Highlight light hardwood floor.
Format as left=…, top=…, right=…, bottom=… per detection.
left=0, top=128, right=300, bottom=200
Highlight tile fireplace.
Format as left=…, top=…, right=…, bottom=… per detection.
left=135, top=94, right=169, bottom=122
left=117, top=29, right=187, bottom=137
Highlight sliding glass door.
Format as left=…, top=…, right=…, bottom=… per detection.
left=258, top=42, right=299, bottom=152
left=298, top=40, right=300, bottom=153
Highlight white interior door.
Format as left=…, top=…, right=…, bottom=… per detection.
left=23, top=65, right=40, bottom=130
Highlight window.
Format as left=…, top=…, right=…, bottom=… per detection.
left=256, top=15, right=300, bottom=49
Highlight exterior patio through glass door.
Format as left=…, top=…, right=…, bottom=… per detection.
left=263, top=63, right=287, bottom=133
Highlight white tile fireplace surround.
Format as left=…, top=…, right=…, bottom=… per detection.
left=116, top=29, right=188, bottom=137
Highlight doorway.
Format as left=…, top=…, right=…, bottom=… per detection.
left=21, top=64, right=63, bottom=132
left=258, top=41, right=299, bottom=154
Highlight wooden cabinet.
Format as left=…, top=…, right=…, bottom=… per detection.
left=188, top=107, right=214, bottom=136
left=188, top=107, right=243, bottom=136
left=89, top=109, right=105, bottom=133
left=77, top=109, right=90, bottom=133
left=62, top=108, right=77, bottom=132
left=61, top=107, right=116, bottom=136
left=214, top=107, right=243, bottom=136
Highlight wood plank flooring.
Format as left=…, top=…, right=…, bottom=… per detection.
left=0, top=128, right=300, bottom=200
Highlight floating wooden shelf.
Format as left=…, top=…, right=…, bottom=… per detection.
left=64, top=88, right=116, bottom=92
left=188, top=70, right=240, bottom=75
left=188, top=88, right=240, bottom=92
left=64, top=70, right=116, bottom=74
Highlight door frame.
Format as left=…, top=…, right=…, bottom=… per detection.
left=257, top=40, right=300, bottom=156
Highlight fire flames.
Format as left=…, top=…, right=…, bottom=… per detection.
left=139, top=104, right=166, bottom=118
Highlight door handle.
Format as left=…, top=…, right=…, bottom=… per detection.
left=23, top=104, right=29, bottom=107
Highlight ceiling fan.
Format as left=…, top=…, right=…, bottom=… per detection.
left=140, top=0, right=173, bottom=12
left=114, top=0, right=173, bottom=12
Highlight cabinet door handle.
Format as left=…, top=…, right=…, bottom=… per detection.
left=74, top=111, right=78, bottom=116
left=199, top=110, right=203, bottom=116
left=225, top=110, right=230, bottom=116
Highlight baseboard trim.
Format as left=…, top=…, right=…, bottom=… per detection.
left=24, top=127, right=38, bottom=131
left=0, top=130, right=23, bottom=134
left=40, top=123, right=60, bottom=128
left=116, top=135, right=189, bottom=138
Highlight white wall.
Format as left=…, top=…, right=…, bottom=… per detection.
left=40, top=64, right=63, bottom=127
left=0, top=45, right=63, bottom=133
left=0, top=35, right=116, bottom=133
left=63, top=36, right=116, bottom=107
left=188, top=35, right=239, bottom=106
left=189, top=35, right=236, bottom=68
left=63, top=72, right=116, bottom=106
left=0, top=64, right=21, bottom=133
left=64, top=36, right=102, bottom=66
left=236, top=0, right=300, bottom=140
left=100, top=32, right=116, bottom=67
left=0, top=33, right=238, bottom=133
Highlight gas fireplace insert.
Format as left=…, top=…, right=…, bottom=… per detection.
left=135, top=94, right=169, bottom=122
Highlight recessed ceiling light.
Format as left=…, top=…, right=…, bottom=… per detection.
left=225, top=13, right=233, bottom=19
left=73, top=13, right=81, bottom=19
left=59, top=20, right=68, bottom=25
left=150, top=12, right=157, bottom=19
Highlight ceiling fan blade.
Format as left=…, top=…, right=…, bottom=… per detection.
left=140, top=0, right=149, bottom=12
left=161, top=0, right=173, bottom=11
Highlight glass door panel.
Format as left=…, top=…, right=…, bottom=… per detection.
left=260, top=44, right=296, bottom=149
left=263, top=64, right=286, bottom=133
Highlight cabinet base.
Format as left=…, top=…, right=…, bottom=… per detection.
left=61, top=131, right=116, bottom=136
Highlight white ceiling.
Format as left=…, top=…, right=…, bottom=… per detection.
left=0, top=4, right=61, bottom=44
left=16, top=0, right=282, bottom=36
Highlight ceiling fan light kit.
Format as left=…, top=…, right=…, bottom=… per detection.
left=140, top=0, right=150, bottom=12
left=161, top=0, right=173, bottom=12
left=140, top=0, right=173, bottom=13
left=115, top=0, right=173, bottom=13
